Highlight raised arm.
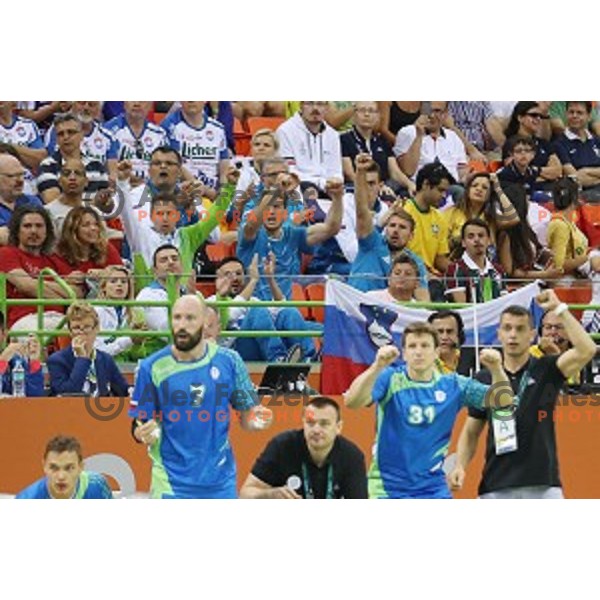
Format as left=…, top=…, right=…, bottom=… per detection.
left=354, top=153, right=376, bottom=239
left=397, top=118, right=428, bottom=178
left=345, top=345, right=399, bottom=409
left=305, top=179, right=343, bottom=246
left=538, top=289, right=597, bottom=378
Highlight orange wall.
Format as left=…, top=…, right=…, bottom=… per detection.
left=1, top=397, right=599, bottom=498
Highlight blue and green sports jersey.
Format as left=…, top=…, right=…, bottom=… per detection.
left=15, top=471, right=113, bottom=499
left=129, top=343, right=257, bottom=499
left=369, top=367, right=489, bottom=498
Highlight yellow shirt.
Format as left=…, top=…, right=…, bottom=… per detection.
left=546, top=215, right=588, bottom=270
left=404, top=198, right=449, bottom=274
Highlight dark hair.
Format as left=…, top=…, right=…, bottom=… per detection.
left=552, top=177, right=579, bottom=211
left=44, top=435, right=83, bottom=462
left=461, top=217, right=491, bottom=239
left=504, top=101, right=540, bottom=138
left=402, top=321, right=439, bottom=348
left=305, top=396, right=341, bottom=422
left=504, top=134, right=536, bottom=155
left=566, top=101, right=592, bottom=114
left=390, top=253, right=419, bottom=276
left=0, top=142, right=21, bottom=159
left=415, top=162, right=454, bottom=192
left=501, top=304, right=534, bottom=327
left=152, top=243, right=180, bottom=267
left=497, top=184, right=542, bottom=272
left=150, top=193, right=178, bottom=212
left=8, top=205, right=56, bottom=254
left=365, top=160, right=382, bottom=181
left=427, top=310, right=466, bottom=345
left=216, top=256, right=244, bottom=272
left=150, top=145, right=182, bottom=165
left=53, top=112, right=82, bottom=129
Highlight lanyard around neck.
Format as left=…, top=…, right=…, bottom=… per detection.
left=301, top=462, right=334, bottom=499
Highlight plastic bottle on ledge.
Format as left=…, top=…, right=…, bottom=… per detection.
left=12, top=358, right=26, bottom=397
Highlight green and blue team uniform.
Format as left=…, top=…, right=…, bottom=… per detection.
left=369, top=367, right=489, bottom=499
left=15, top=472, right=113, bottom=499
left=129, top=343, right=257, bottom=499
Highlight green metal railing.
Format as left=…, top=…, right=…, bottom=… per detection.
left=2, top=271, right=600, bottom=343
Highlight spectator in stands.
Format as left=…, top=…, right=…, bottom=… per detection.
left=449, top=292, right=595, bottom=499
left=37, top=113, right=109, bottom=203
left=378, top=101, right=421, bottom=147
left=443, top=171, right=519, bottom=259
left=55, top=207, right=122, bottom=295
left=44, top=158, right=116, bottom=237
left=0, top=205, right=81, bottom=332
left=16, top=101, right=73, bottom=134
left=203, top=306, right=220, bottom=343
left=496, top=135, right=540, bottom=196
left=403, top=162, right=454, bottom=300
left=94, top=265, right=147, bottom=361
left=427, top=310, right=472, bottom=376
left=0, top=314, right=44, bottom=396
left=444, top=219, right=506, bottom=303
left=549, top=101, right=600, bottom=138
left=205, top=101, right=235, bottom=153
left=365, top=254, right=421, bottom=304
left=231, top=129, right=281, bottom=222
left=104, top=101, right=169, bottom=188
left=240, top=396, right=368, bottom=499
left=208, top=255, right=316, bottom=362
left=161, top=101, right=229, bottom=198
left=276, top=101, right=343, bottom=195
left=345, top=322, right=511, bottom=498
left=546, top=177, right=590, bottom=278
left=553, top=102, right=600, bottom=200
left=340, top=101, right=416, bottom=195
left=0, top=100, right=47, bottom=173
left=238, top=174, right=343, bottom=303
left=347, top=155, right=429, bottom=298
left=497, top=186, right=562, bottom=281
left=45, top=101, right=118, bottom=181
left=502, top=102, right=562, bottom=197
left=135, top=244, right=190, bottom=339
left=47, top=301, right=129, bottom=397
left=115, top=155, right=238, bottom=282
left=15, top=435, right=113, bottom=499
left=393, top=101, right=468, bottom=184
left=447, top=101, right=505, bottom=158
left=0, top=153, right=43, bottom=245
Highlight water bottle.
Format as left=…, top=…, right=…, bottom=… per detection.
left=12, top=358, right=26, bottom=397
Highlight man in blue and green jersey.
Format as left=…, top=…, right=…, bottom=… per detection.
left=345, top=321, right=512, bottom=499
left=16, top=435, right=112, bottom=499
left=130, top=294, right=273, bottom=499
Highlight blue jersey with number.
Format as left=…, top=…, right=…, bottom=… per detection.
left=129, top=343, right=256, bottom=499
left=15, top=471, right=113, bottom=499
left=369, top=367, right=488, bottom=498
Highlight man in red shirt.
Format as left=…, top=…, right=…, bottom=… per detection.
left=0, top=205, right=81, bottom=333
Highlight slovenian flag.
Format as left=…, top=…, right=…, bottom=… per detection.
left=321, top=280, right=542, bottom=394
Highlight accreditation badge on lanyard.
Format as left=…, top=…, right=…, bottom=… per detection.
left=491, top=365, right=531, bottom=455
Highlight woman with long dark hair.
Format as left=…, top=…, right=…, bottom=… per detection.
left=497, top=184, right=562, bottom=281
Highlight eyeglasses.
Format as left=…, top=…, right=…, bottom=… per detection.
left=70, top=324, right=96, bottom=334
left=525, top=112, right=549, bottom=120
left=542, top=323, right=565, bottom=331
left=150, top=160, right=179, bottom=168
left=61, top=169, right=86, bottom=177
left=263, top=170, right=287, bottom=178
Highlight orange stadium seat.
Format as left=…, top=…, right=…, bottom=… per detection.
left=246, top=116, right=285, bottom=136
left=233, top=118, right=251, bottom=156
left=205, top=242, right=236, bottom=263
left=305, top=282, right=326, bottom=323
left=291, top=282, right=310, bottom=320
left=196, top=281, right=216, bottom=298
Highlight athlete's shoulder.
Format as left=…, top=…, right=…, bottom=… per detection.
left=15, top=477, right=48, bottom=499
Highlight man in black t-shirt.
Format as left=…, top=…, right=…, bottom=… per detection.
left=239, top=397, right=368, bottom=499
left=448, top=291, right=596, bottom=499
